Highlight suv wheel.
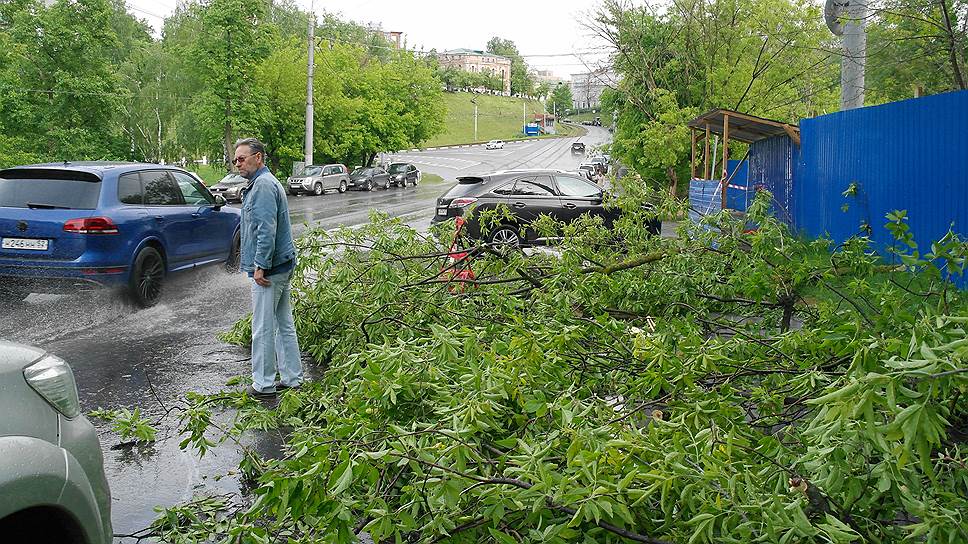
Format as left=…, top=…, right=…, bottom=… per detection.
left=338, top=180, right=347, bottom=193
left=313, top=183, right=323, bottom=196
left=225, top=231, right=241, bottom=272
left=128, top=246, right=165, bottom=307
left=382, top=179, right=390, bottom=190
left=489, top=227, right=520, bottom=248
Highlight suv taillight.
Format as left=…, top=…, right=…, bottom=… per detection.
left=63, top=217, right=119, bottom=234
left=449, top=198, right=478, bottom=209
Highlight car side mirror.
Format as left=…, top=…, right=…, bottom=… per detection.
left=213, top=194, right=227, bottom=209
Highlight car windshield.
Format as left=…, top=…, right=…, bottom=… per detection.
left=218, top=174, right=246, bottom=185
left=303, top=166, right=323, bottom=176
left=388, top=164, right=408, bottom=173
left=351, top=168, right=373, bottom=177
left=0, top=171, right=101, bottom=209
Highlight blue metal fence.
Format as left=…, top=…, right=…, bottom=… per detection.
left=797, top=90, right=968, bottom=276
left=690, top=90, right=968, bottom=285
left=749, top=135, right=799, bottom=226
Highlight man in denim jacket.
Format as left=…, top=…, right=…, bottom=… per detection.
left=234, top=137, right=302, bottom=398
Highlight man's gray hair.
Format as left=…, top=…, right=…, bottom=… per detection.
left=235, top=137, right=266, bottom=158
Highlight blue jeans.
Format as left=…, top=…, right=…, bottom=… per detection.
left=250, top=269, right=302, bottom=393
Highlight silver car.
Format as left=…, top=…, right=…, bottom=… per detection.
left=0, top=341, right=112, bottom=543
left=208, top=173, right=251, bottom=203
left=287, top=164, right=350, bottom=196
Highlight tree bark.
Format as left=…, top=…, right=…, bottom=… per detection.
left=939, top=0, right=967, bottom=89
left=667, top=165, right=679, bottom=198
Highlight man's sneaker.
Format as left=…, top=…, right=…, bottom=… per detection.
left=248, top=385, right=277, bottom=399
left=275, top=381, right=302, bottom=392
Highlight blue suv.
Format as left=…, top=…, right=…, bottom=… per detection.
left=0, top=162, right=242, bottom=307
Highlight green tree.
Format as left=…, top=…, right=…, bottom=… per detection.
left=0, top=0, right=139, bottom=163
left=487, top=36, right=535, bottom=95
left=184, top=0, right=272, bottom=166
left=587, top=0, right=837, bottom=192
left=866, top=0, right=968, bottom=102
left=547, top=83, right=573, bottom=116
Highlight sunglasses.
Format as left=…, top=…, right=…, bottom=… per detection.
left=232, top=155, right=250, bottom=164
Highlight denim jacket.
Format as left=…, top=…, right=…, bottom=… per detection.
left=240, top=166, right=297, bottom=275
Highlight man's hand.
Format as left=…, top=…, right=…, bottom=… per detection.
left=254, top=267, right=271, bottom=287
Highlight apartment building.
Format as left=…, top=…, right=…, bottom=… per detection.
left=437, top=49, right=512, bottom=94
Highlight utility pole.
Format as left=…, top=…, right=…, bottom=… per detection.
left=304, top=4, right=315, bottom=165
left=522, top=101, right=526, bottom=132
left=825, top=0, right=867, bottom=110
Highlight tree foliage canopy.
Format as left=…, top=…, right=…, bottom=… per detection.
left=593, top=0, right=967, bottom=193
left=145, top=182, right=967, bottom=543
left=0, top=0, right=446, bottom=174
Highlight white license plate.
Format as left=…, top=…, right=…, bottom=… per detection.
left=2, top=237, right=49, bottom=250
left=436, top=208, right=448, bottom=216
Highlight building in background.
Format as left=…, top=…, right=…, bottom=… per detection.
left=534, top=69, right=566, bottom=87
left=437, top=49, right=512, bottom=94
left=570, top=68, right=618, bottom=111
left=379, top=31, right=404, bottom=49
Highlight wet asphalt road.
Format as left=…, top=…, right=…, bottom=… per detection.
left=0, top=126, right=611, bottom=539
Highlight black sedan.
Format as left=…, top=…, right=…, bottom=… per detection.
left=432, top=169, right=660, bottom=247
left=349, top=166, right=390, bottom=191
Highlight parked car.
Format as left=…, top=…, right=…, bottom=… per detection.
left=349, top=166, right=390, bottom=191
left=287, top=164, right=349, bottom=196
left=208, top=173, right=250, bottom=203
left=571, top=142, right=586, bottom=154
left=0, top=341, right=112, bottom=544
left=587, top=156, right=609, bottom=175
left=0, top=161, right=241, bottom=307
left=387, top=163, right=420, bottom=188
left=578, top=163, right=601, bottom=182
left=432, top=169, right=660, bottom=247
left=485, top=140, right=505, bottom=150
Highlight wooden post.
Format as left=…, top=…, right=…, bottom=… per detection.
left=703, top=123, right=711, bottom=179
left=690, top=129, right=697, bottom=179
left=721, top=113, right=730, bottom=210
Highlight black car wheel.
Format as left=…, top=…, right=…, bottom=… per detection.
left=224, top=230, right=241, bottom=272
left=365, top=179, right=373, bottom=191
left=489, top=226, right=520, bottom=248
left=338, top=180, right=347, bottom=193
left=238, top=189, right=247, bottom=203
left=383, top=179, right=390, bottom=190
left=314, top=183, right=324, bottom=196
left=128, top=246, right=165, bottom=307
left=289, top=189, right=299, bottom=196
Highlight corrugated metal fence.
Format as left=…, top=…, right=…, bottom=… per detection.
left=796, top=90, right=968, bottom=268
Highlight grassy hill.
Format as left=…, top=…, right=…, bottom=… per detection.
left=422, top=92, right=554, bottom=147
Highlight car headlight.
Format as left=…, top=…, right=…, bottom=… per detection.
left=24, top=354, right=81, bottom=418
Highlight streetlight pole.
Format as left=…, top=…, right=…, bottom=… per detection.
left=471, top=98, right=478, bottom=141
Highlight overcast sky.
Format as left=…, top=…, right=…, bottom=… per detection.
left=127, top=0, right=613, bottom=79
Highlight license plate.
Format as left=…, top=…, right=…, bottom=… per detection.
left=436, top=208, right=448, bottom=216
left=2, top=237, right=49, bottom=250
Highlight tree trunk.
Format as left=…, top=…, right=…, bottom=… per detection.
left=666, top=166, right=679, bottom=199
left=939, top=0, right=967, bottom=90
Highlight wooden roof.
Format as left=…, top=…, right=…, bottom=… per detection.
left=688, top=109, right=800, bottom=145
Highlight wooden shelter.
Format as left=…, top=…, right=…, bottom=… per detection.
left=687, top=109, right=800, bottom=209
